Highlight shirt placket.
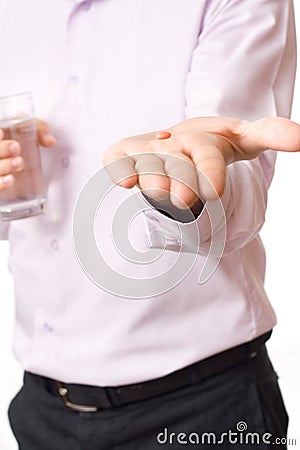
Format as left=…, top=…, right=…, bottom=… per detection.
left=32, top=1, right=96, bottom=350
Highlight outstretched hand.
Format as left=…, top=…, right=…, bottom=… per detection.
left=104, top=116, right=300, bottom=207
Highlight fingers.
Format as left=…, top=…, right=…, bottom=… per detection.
left=134, top=154, right=170, bottom=201
left=0, top=155, right=25, bottom=176
left=103, top=148, right=137, bottom=189
left=36, top=119, right=56, bottom=147
left=104, top=133, right=225, bottom=206
left=104, top=149, right=170, bottom=200
left=104, top=123, right=235, bottom=206
left=0, top=117, right=55, bottom=193
left=160, top=133, right=228, bottom=202
left=0, top=139, right=21, bottom=159
left=163, top=153, right=199, bottom=208
left=188, top=136, right=228, bottom=200
left=0, top=138, right=24, bottom=189
left=104, top=148, right=201, bottom=207
left=0, top=135, right=23, bottom=191
left=194, top=146, right=227, bottom=200
left=0, top=153, right=23, bottom=192
left=0, top=174, right=15, bottom=190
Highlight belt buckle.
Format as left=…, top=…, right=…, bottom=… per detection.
left=56, top=381, right=98, bottom=413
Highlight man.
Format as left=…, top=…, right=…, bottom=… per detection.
left=0, top=0, right=297, bottom=449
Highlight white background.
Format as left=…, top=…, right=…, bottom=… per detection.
left=1, top=5, right=300, bottom=449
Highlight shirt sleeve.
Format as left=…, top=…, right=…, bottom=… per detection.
left=142, top=0, right=297, bottom=256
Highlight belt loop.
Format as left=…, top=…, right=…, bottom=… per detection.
left=106, top=387, right=124, bottom=407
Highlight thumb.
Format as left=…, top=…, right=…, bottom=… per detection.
left=238, top=117, right=300, bottom=156
left=36, top=119, right=56, bottom=147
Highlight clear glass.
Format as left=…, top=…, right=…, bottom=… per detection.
left=0, top=92, right=46, bottom=220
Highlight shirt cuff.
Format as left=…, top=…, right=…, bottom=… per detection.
left=140, top=180, right=231, bottom=254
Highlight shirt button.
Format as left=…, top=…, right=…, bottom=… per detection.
left=62, top=156, right=70, bottom=168
left=67, top=75, right=80, bottom=86
left=50, top=239, right=59, bottom=250
left=43, top=322, right=55, bottom=333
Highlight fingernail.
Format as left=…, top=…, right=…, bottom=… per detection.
left=43, top=134, right=56, bottom=145
left=2, top=174, right=14, bottom=185
left=11, top=156, right=23, bottom=168
left=9, top=142, right=19, bottom=155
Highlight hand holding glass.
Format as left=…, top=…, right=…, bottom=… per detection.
left=0, top=93, right=46, bottom=220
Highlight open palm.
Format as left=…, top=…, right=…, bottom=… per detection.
left=103, top=116, right=300, bottom=207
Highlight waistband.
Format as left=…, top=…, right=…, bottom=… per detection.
left=26, top=330, right=272, bottom=412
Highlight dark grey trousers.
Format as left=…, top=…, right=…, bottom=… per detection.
left=8, top=347, right=288, bottom=449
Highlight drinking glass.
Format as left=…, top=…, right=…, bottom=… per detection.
left=0, top=92, right=46, bottom=220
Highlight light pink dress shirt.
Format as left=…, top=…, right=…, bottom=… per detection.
left=0, top=0, right=296, bottom=385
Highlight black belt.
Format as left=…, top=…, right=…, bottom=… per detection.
left=29, top=330, right=272, bottom=412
